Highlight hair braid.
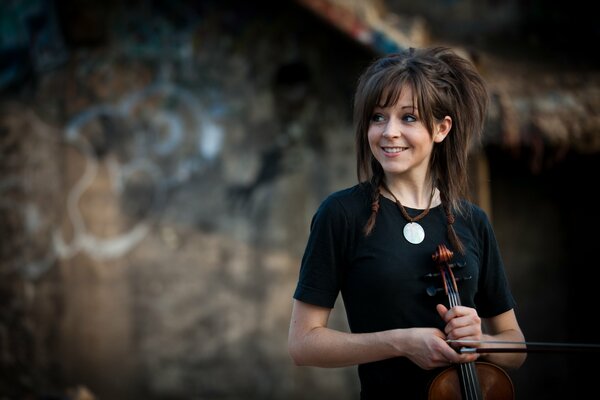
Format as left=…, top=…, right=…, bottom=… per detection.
left=363, top=174, right=382, bottom=236
left=440, top=190, right=465, bottom=254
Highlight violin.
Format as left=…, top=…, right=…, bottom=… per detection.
left=427, top=244, right=515, bottom=400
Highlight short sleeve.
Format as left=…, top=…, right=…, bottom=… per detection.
left=474, top=209, right=517, bottom=318
left=293, top=196, right=349, bottom=308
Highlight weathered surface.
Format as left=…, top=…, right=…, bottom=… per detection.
left=1, top=1, right=598, bottom=399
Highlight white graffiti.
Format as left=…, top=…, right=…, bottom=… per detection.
left=53, top=82, right=225, bottom=261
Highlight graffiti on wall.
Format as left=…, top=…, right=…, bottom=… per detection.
left=0, top=81, right=227, bottom=279
left=55, top=82, right=225, bottom=261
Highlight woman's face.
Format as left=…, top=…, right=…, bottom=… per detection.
left=367, top=85, right=450, bottom=181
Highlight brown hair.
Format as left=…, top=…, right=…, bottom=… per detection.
left=354, top=47, right=488, bottom=252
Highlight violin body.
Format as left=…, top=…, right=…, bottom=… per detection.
left=428, top=361, right=514, bottom=400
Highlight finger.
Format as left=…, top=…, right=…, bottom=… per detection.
left=447, top=329, right=480, bottom=342
left=444, top=346, right=479, bottom=364
left=458, top=353, right=479, bottom=363
left=444, top=314, right=481, bottom=335
left=453, top=306, right=480, bottom=321
left=436, top=304, right=449, bottom=321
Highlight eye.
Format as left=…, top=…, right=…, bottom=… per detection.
left=402, top=114, right=417, bottom=123
left=370, top=113, right=386, bottom=123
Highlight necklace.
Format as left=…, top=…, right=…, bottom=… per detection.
left=381, top=182, right=434, bottom=245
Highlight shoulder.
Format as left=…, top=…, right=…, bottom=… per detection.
left=320, top=184, right=371, bottom=211
left=313, top=183, right=371, bottom=225
left=459, top=200, right=490, bottom=223
left=458, top=200, right=497, bottom=238
left=326, top=183, right=371, bottom=205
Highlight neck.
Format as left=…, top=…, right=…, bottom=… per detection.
left=382, top=178, right=436, bottom=209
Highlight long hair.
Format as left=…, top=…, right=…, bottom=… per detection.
left=354, top=47, right=488, bottom=249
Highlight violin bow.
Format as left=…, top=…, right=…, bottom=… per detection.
left=446, top=339, right=600, bottom=354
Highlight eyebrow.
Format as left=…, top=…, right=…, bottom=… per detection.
left=375, top=104, right=418, bottom=110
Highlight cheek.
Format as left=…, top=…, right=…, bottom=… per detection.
left=367, top=127, right=379, bottom=144
left=367, top=131, right=379, bottom=153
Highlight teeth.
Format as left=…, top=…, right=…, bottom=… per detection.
left=383, top=147, right=406, bottom=153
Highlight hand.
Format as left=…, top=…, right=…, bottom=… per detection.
left=399, top=328, right=478, bottom=370
left=436, top=304, right=482, bottom=346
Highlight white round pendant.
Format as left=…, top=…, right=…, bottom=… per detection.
left=403, top=222, right=425, bottom=244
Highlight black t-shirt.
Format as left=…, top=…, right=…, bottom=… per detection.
left=293, top=183, right=516, bottom=399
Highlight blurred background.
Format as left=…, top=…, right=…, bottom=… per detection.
left=1, top=0, right=598, bottom=399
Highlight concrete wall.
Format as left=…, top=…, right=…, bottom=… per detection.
left=1, top=1, right=598, bottom=399
left=1, top=1, right=371, bottom=398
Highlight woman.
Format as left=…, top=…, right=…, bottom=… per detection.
left=288, top=46, right=526, bottom=399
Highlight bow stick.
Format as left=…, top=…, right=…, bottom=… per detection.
left=446, top=339, right=600, bottom=354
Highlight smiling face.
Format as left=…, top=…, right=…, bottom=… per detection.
left=367, top=85, right=451, bottom=183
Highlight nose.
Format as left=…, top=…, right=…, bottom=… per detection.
left=382, top=117, right=401, bottom=138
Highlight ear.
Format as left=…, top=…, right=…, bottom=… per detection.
left=433, top=116, right=452, bottom=143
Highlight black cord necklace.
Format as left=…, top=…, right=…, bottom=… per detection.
left=381, top=181, right=434, bottom=244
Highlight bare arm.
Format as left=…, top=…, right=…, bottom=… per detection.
left=480, top=309, right=527, bottom=368
left=288, top=300, right=479, bottom=369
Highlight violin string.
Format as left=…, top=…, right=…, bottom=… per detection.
left=445, top=269, right=480, bottom=400
left=452, top=291, right=479, bottom=399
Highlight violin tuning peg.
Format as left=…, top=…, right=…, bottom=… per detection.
left=448, top=261, right=466, bottom=269
left=423, top=272, right=440, bottom=279
left=426, top=286, right=444, bottom=297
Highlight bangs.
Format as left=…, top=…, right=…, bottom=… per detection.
left=375, top=72, right=413, bottom=109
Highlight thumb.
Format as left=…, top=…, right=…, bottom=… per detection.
left=436, top=304, right=449, bottom=321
